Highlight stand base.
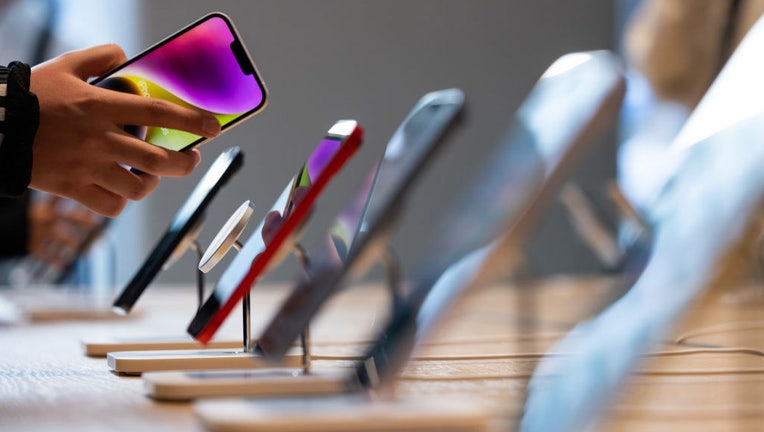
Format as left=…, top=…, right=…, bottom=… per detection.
left=7, top=288, right=127, bottom=322
left=82, top=335, right=242, bottom=357
left=143, top=368, right=347, bottom=401
left=194, top=394, right=489, bottom=432
left=23, top=305, right=124, bottom=322
left=107, top=348, right=303, bottom=376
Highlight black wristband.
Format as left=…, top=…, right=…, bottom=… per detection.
left=0, top=193, right=30, bottom=257
left=0, top=61, right=39, bottom=198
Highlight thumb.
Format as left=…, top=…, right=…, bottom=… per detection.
left=67, top=44, right=128, bottom=80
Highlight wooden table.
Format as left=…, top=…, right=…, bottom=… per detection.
left=0, top=277, right=762, bottom=431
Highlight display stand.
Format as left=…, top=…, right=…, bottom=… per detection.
left=82, top=218, right=242, bottom=357
left=290, top=243, right=313, bottom=372
left=381, top=245, right=403, bottom=312
left=191, top=239, right=205, bottom=311
left=142, top=246, right=405, bottom=400
left=195, top=394, right=488, bottom=432
left=560, top=181, right=652, bottom=273
left=108, top=204, right=307, bottom=375
left=106, top=256, right=306, bottom=375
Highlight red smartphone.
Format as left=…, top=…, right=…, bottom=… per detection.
left=91, top=12, right=268, bottom=151
left=187, top=120, right=363, bottom=343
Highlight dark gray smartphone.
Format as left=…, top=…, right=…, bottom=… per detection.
left=255, top=89, right=466, bottom=360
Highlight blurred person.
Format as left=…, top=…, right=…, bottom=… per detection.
left=626, top=0, right=764, bottom=108
left=618, top=0, right=764, bottom=293
left=618, top=0, right=764, bottom=210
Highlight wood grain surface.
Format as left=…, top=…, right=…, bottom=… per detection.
left=0, top=277, right=761, bottom=431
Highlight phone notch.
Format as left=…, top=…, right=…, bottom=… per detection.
left=230, top=40, right=255, bottom=75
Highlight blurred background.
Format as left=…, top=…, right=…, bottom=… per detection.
left=0, top=0, right=690, bottom=289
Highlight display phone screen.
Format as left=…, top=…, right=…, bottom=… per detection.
left=187, top=120, right=363, bottom=343
left=112, top=147, right=244, bottom=314
left=325, top=89, right=466, bottom=266
left=92, top=12, right=267, bottom=151
left=353, top=51, right=627, bottom=390
left=255, top=89, right=465, bottom=360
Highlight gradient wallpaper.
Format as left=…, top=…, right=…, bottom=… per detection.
left=96, top=15, right=266, bottom=150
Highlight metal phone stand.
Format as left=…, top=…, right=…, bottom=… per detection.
left=200, top=200, right=313, bottom=373
left=220, top=245, right=313, bottom=372
left=190, top=240, right=206, bottom=311
left=162, top=214, right=209, bottom=310
left=83, top=215, right=251, bottom=359
left=141, top=206, right=411, bottom=400
left=381, top=245, right=404, bottom=313
left=559, top=181, right=653, bottom=274
left=194, top=200, right=409, bottom=374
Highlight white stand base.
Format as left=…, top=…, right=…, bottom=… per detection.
left=194, top=394, right=489, bottom=432
left=143, top=368, right=347, bottom=400
left=5, top=287, right=123, bottom=322
left=82, top=335, right=242, bottom=357
left=107, top=348, right=302, bottom=375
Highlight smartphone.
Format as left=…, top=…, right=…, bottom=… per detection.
left=319, top=89, right=465, bottom=267
left=113, top=147, right=244, bottom=314
left=192, top=53, right=625, bottom=428
left=92, top=12, right=267, bottom=151
left=352, top=51, right=626, bottom=390
left=187, top=120, right=363, bottom=343
left=255, top=89, right=465, bottom=360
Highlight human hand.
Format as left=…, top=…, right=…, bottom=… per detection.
left=261, top=186, right=310, bottom=246
left=29, top=44, right=221, bottom=217
left=27, top=194, right=102, bottom=269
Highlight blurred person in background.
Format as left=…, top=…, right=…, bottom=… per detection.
left=618, top=0, right=764, bottom=211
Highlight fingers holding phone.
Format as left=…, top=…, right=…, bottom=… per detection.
left=26, top=13, right=265, bottom=217
left=96, top=87, right=222, bottom=140
left=29, top=45, right=209, bottom=216
left=63, top=43, right=129, bottom=80
left=91, top=13, right=267, bottom=152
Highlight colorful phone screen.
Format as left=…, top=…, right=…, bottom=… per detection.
left=93, top=13, right=267, bottom=151
left=187, top=120, right=363, bottom=343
